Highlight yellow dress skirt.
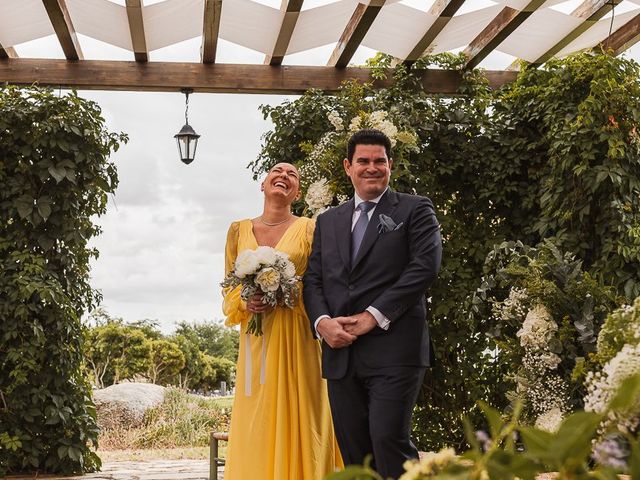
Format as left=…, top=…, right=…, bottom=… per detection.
left=222, top=217, right=342, bottom=480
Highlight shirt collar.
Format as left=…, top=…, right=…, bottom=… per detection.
left=354, top=187, right=388, bottom=209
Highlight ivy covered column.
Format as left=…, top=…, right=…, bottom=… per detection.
left=0, top=86, right=127, bottom=475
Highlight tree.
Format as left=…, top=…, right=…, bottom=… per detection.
left=173, top=333, right=206, bottom=389
left=175, top=320, right=239, bottom=362
left=146, top=339, right=186, bottom=385
left=197, top=354, right=235, bottom=392
left=0, top=86, right=127, bottom=474
left=84, top=321, right=150, bottom=387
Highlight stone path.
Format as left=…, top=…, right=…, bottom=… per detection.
left=6, top=460, right=222, bottom=480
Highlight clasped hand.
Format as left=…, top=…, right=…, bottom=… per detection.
left=246, top=294, right=274, bottom=314
left=317, top=311, right=377, bottom=349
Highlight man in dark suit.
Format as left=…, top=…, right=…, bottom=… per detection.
left=303, top=128, right=442, bottom=479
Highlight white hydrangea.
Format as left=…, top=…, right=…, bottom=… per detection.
left=517, top=304, right=558, bottom=350
left=369, top=110, right=399, bottom=147
left=584, top=343, right=640, bottom=434
left=348, top=115, right=362, bottom=132
left=327, top=110, right=343, bottom=131
left=305, top=178, right=333, bottom=213
left=540, top=352, right=562, bottom=370
left=498, top=287, right=528, bottom=322
left=535, top=407, right=564, bottom=432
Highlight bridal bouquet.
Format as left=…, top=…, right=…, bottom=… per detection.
left=221, top=246, right=300, bottom=336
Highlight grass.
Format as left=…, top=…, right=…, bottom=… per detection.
left=98, top=388, right=232, bottom=452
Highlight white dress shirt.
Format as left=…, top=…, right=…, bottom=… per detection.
left=314, top=189, right=391, bottom=335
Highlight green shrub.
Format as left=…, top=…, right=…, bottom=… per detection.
left=0, top=86, right=127, bottom=475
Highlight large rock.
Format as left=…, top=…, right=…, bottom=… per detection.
left=93, top=382, right=166, bottom=430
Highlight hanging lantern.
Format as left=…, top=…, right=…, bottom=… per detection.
left=174, top=88, right=200, bottom=164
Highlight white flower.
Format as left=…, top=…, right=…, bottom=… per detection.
left=348, top=116, right=362, bottom=132
left=255, top=267, right=281, bottom=292
left=254, top=246, right=277, bottom=266
left=517, top=304, right=557, bottom=350
left=399, top=448, right=456, bottom=479
left=234, top=249, right=261, bottom=278
left=535, top=407, right=564, bottom=432
left=280, top=255, right=296, bottom=278
left=584, top=343, right=640, bottom=435
left=327, top=110, right=343, bottom=131
left=305, top=178, right=333, bottom=212
left=396, top=130, right=418, bottom=146
left=312, top=206, right=329, bottom=219
left=540, top=352, right=562, bottom=369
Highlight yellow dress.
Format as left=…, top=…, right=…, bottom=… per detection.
left=222, top=217, right=343, bottom=480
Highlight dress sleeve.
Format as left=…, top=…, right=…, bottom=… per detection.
left=222, top=221, right=250, bottom=327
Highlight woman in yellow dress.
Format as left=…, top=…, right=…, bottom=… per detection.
left=222, top=162, right=342, bottom=479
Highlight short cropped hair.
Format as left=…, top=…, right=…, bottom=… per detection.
left=346, top=128, right=392, bottom=163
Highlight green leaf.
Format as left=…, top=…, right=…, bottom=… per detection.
left=520, top=427, right=555, bottom=461
left=38, top=235, right=55, bottom=251
left=48, top=165, right=67, bottom=183
left=608, top=373, right=640, bottom=411
left=548, top=411, right=602, bottom=464
left=68, top=447, right=82, bottom=461
left=37, top=202, right=52, bottom=222
left=478, top=400, right=504, bottom=440
left=15, top=196, right=34, bottom=218
left=57, top=445, right=68, bottom=459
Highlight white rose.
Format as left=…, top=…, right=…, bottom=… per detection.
left=255, top=267, right=281, bottom=292
left=234, top=250, right=260, bottom=278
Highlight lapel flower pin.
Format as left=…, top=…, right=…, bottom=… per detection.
left=377, top=214, right=404, bottom=234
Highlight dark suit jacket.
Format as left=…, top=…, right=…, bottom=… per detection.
left=303, top=189, right=442, bottom=380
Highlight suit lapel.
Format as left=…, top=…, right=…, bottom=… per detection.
left=335, top=199, right=353, bottom=269
left=352, top=189, right=399, bottom=271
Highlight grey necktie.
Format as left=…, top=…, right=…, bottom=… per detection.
left=351, top=201, right=376, bottom=265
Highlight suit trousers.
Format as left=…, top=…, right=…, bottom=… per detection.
left=327, top=348, right=426, bottom=479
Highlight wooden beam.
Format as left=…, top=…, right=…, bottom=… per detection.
left=0, top=59, right=518, bottom=94
left=126, top=0, right=148, bottom=62
left=530, top=0, right=622, bottom=67
left=0, top=43, right=18, bottom=60
left=598, top=11, right=640, bottom=56
left=202, top=0, right=222, bottom=63
left=404, top=0, right=466, bottom=64
left=265, top=0, right=304, bottom=66
left=328, top=0, right=386, bottom=68
left=41, top=0, right=83, bottom=60
left=462, top=0, right=546, bottom=70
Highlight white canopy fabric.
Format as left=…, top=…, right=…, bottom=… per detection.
left=1, top=0, right=638, bottom=63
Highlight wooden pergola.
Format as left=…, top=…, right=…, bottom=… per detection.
left=1, top=0, right=639, bottom=95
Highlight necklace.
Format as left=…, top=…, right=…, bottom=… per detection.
left=259, top=215, right=292, bottom=227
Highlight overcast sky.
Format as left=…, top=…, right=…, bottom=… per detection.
left=12, top=1, right=640, bottom=333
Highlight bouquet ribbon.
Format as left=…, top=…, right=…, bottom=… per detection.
left=244, top=331, right=267, bottom=396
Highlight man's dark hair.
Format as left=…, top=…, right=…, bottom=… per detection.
left=347, top=128, right=392, bottom=162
